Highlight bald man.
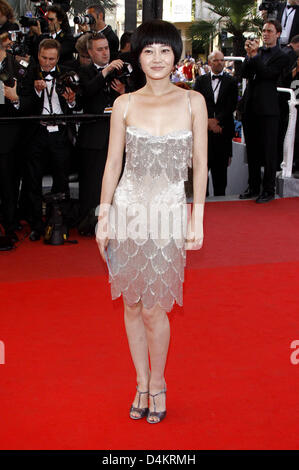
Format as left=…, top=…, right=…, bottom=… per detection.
left=194, top=51, right=238, bottom=196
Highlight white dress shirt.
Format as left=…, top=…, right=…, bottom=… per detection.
left=36, top=67, right=63, bottom=132
left=211, top=71, right=224, bottom=103
left=280, top=3, right=296, bottom=44
left=49, top=29, right=62, bottom=39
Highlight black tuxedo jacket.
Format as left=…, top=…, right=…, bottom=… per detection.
left=77, top=63, right=120, bottom=151
left=0, top=54, right=23, bottom=153
left=194, top=72, right=238, bottom=138
left=101, top=25, right=119, bottom=61
left=241, top=47, right=290, bottom=116
left=18, top=62, right=75, bottom=136
left=277, top=3, right=299, bottom=43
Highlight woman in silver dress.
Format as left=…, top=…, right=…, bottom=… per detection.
left=96, top=20, right=207, bottom=424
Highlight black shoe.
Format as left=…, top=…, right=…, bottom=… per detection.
left=29, top=230, right=42, bottom=241
left=239, top=188, right=259, bottom=199
left=6, top=231, right=19, bottom=243
left=256, top=192, right=275, bottom=203
left=15, top=223, right=23, bottom=231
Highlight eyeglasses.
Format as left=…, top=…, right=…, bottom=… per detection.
left=47, top=17, right=55, bottom=22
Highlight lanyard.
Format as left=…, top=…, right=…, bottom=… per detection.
left=44, top=79, right=55, bottom=115
left=212, top=78, right=222, bottom=96
left=284, top=7, right=294, bottom=28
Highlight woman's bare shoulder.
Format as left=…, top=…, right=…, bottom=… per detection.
left=189, top=89, right=205, bottom=106
left=113, top=93, right=130, bottom=108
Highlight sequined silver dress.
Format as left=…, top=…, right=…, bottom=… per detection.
left=106, top=96, right=193, bottom=312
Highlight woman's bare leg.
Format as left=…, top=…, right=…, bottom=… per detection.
left=142, top=303, right=170, bottom=422
left=124, top=300, right=150, bottom=417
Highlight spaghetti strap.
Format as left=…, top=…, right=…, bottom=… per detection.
left=123, top=93, right=131, bottom=122
left=187, top=90, right=192, bottom=116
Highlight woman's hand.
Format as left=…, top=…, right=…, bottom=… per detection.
left=96, top=209, right=110, bottom=262
left=185, top=206, right=204, bottom=251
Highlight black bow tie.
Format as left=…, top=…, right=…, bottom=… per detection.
left=212, top=74, right=223, bottom=80
left=287, top=4, right=297, bottom=8
left=94, top=64, right=106, bottom=71
left=41, top=70, right=57, bottom=79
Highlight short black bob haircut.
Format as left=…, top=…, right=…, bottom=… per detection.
left=131, top=20, right=182, bottom=65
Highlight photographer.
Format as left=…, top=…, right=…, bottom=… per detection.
left=18, top=38, right=77, bottom=241
left=77, top=32, right=125, bottom=233
left=261, top=1, right=299, bottom=46
left=0, top=0, right=18, bottom=34
left=83, top=4, right=119, bottom=60
left=0, top=33, right=24, bottom=241
left=27, top=4, right=75, bottom=65
left=239, top=20, right=290, bottom=203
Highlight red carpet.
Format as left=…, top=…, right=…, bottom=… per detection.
left=1, top=198, right=299, bottom=450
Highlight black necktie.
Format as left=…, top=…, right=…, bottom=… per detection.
left=212, top=75, right=223, bottom=80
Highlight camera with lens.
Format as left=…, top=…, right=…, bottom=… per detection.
left=74, top=14, right=96, bottom=26
left=7, top=31, right=29, bottom=58
left=259, top=1, right=280, bottom=18
left=0, top=63, right=14, bottom=87
left=55, top=71, right=81, bottom=96
left=19, top=16, right=39, bottom=28
left=104, top=62, right=133, bottom=92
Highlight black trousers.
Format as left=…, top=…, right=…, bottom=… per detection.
left=0, top=150, right=18, bottom=233
left=78, top=146, right=108, bottom=221
left=242, top=113, right=279, bottom=195
left=26, top=126, right=71, bottom=232
left=208, top=132, right=231, bottom=196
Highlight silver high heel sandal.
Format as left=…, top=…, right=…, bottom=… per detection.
left=146, top=388, right=167, bottom=424
left=129, top=386, right=149, bottom=420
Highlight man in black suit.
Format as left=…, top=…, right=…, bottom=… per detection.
left=86, top=4, right=119, bottom=61
left=240, top=20, right=290, bottom=203
left=0, top=34, right=23, bottom=241
left=28, top=5, right=75, bottom=65
left=272, top=1, right=299, bottom=46
left=194, top=50, right=238, bottom=196
left=77, top=32, right=125, bottom=233
left=18, top=38, right=77, bottom=240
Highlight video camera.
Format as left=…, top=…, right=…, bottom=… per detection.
left=19, top=16, right=39, bottom=28
left=259, top=0, right=280, bottom=18
left=74, top=14, right=96, bottom=26
left=19, top=0, right=52, bottom=32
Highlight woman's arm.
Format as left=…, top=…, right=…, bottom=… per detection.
left=96, top=94, right=127, bottom=260
left=186, top=90, right=208, bottom=250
